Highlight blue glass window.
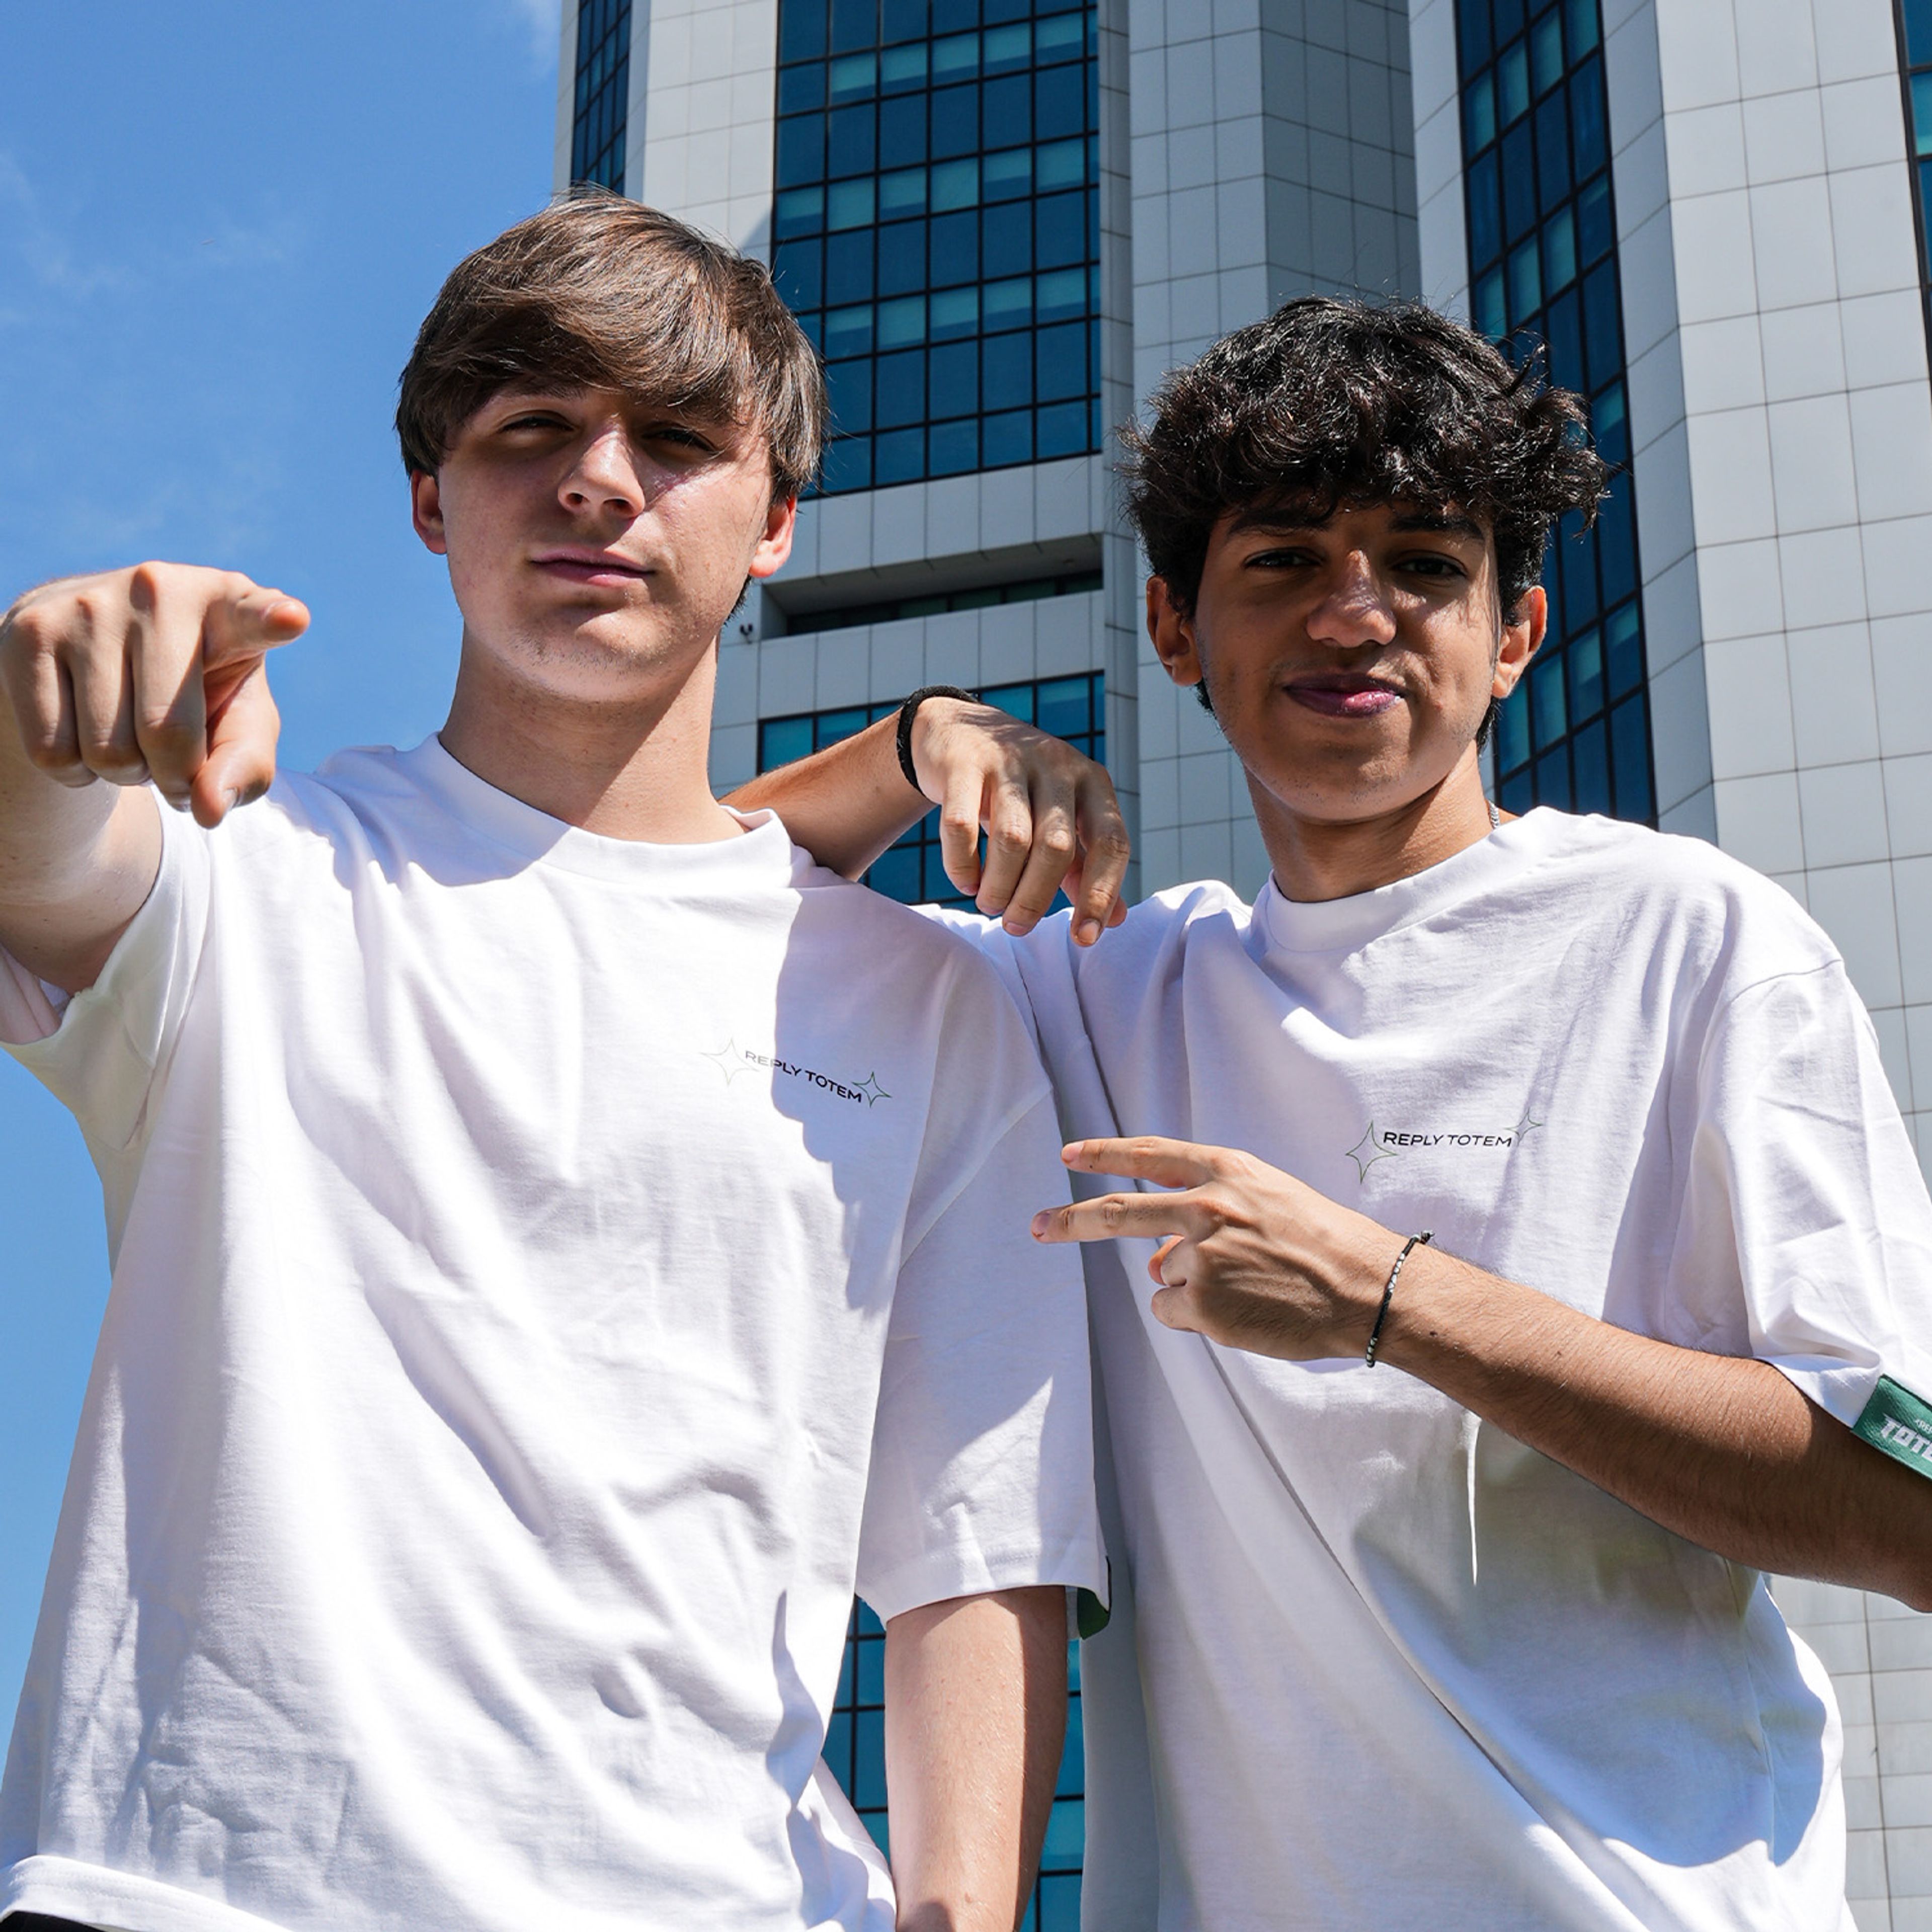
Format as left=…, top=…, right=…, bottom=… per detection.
left=776, top=0, right=1102, bottom=494
left=1894, top=3, right=1932, bottom=330
left=570, top=0, right=631, bottom=192
left=1460, top=0, right=1655, bottom=823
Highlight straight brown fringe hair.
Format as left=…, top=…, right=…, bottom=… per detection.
left=396, top=191, right=826, bottom=502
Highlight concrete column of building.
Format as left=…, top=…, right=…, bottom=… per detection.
left=1128, top=0, right=1421, bottom=897
left=1409, top=4, right=1932, bottom=1923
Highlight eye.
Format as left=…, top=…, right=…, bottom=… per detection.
left=1243, top=545, right=1316, bottom=570
left=1399, top=552, right=1468, bottom=580
left=644, top=424, right=715, bottom=453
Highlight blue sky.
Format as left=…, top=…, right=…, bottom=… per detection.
left=0, top=0, right=562, bottom=1722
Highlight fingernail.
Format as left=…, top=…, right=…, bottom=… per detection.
left=1030, top=1212, right=1050, bottom=1237
left=1062, top=1142, right=1082, bottom=1163
left=1077, top=919, right=1100, bottom=944
left=221, top=789, right=242, bottom=816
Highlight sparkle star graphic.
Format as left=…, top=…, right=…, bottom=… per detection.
left=855, top=1072, right=891, bottom=1106
left=1344, top=1122, right=1398, bottom=1183
left=1511, top=1108, right=1544, bottom=1142
left=701, top=1039, right=754, bottom=1084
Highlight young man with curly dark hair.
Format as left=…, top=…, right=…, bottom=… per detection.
left=748, top=296, right=1932, bottom=1930
left=0, top=197, right=1109, bottom=1932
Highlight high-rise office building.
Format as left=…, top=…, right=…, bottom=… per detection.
left=556, top=1, right=1932, bottom=1921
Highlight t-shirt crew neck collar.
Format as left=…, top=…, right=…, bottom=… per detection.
left=394, top=733, right=798, bottom=886
left=1254, top=808, right=1562, bottom=955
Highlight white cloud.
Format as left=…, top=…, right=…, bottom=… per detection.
left=498, top=0, right=565, bottom=66
left=0, top=151, right=139, bottom=301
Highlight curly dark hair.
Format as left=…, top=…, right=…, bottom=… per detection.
left=1120, top=297, right=1608, bottom=629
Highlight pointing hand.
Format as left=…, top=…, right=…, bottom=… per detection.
left=1, top=561, right=307, bottom=827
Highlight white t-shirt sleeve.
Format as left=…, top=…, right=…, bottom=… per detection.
left=0, top=803, right=211, bottom=1155
left=854, top=961, right=1104, bottom=1622
left=1685, top=955, right=1932, bottom=1468
left=917, top=903, right=1106, bottom=1088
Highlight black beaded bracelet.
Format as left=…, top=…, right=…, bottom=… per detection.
left=1364, top=1229, right=1434, bottom=1368
left=896, top=685, right=981, bottom=794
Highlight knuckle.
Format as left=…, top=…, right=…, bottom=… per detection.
left=89, top=744, right=149, bottom=779
left=139, top=711, right=197, bottom=751
left=3, top=606, right=48, bottom=655
left=22, top=733, right=78, bottom=775
left=990, top=821, right=1029, bottom=855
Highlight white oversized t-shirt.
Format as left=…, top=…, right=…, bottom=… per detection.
left=940, top=810, right=1932, bottom=1932
left=0, top=738, right=1104, bottom=1932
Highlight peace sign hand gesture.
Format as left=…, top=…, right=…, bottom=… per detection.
left=1031, top=1137, right=1406, bottom=1362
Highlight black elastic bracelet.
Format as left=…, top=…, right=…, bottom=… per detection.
left=1364, top=1229, right=1433, bottom=1368
left=896, top=685, right=980, bottom=794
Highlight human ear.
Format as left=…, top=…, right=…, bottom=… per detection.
left=1148, top=577, right=1205, bottom=691
left=410, top=471, right=449, bottom=556
left=1492, top=583, right=1547, bottom=699
left=747, top=494, right=797, bottom=581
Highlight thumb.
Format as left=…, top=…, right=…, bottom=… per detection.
left=189, top=656, right=282, bottom=827
left=201, top=582, right=309, bottom=668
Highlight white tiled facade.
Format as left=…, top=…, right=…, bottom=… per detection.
left=562, top=1, right=1932, bottom=1920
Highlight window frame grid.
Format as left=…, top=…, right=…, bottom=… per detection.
left=771, top=0, right=1104, bottom=496
left=570, top=0, right=631, bottom=192
left=1895, top=0, right=1932, bottom=358
left=1457, top=0, right=1657, bottom=825
left=822, top=1602, right=1086, bottom=1929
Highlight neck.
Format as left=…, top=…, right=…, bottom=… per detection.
left=1253, top=745, right=1498, bottom=902
left=438, top=633, right=742, bottom=843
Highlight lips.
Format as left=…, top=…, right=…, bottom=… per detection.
left=1284, top=675, right=1403, bottom=717
left=532, top=550, right=649, bottom=584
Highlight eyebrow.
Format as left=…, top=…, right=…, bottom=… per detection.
left=1388, top=509, right=1487, bottom=540
left=1227, top=504, right=1487, bottom=542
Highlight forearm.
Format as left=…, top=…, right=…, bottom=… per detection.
left=883, top=1586, right=1066, bottom=1932
left=1383, top=1248, right=1932, bottom=1607
left=726, top=712, right=922, bottom=879
left=0, top=703, right=159, bottom=991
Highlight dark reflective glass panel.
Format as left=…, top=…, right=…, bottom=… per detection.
left=571, top=0, right=632, bottom=192
left=1893, top=0, right=1932, bottom=355
left=1458, top=0, right=1655, bottom=823
left=777, top=0, right=1101, bottom=492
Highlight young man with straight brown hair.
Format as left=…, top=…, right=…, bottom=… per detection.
left=0, top=195, right=1106, bottom=1932
left=747, top=296, right=1932, bottom=1930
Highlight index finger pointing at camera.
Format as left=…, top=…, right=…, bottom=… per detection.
left=1060, top=1137, right=1234, bottom=1188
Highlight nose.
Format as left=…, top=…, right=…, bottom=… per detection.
left=559, top=420, right=647, bottom=519
left=1304, top=549, right=1397, bottom=650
